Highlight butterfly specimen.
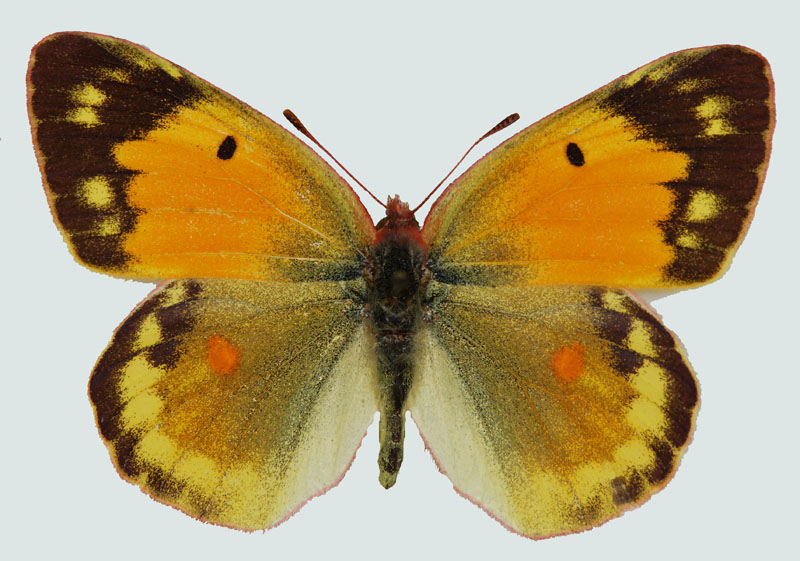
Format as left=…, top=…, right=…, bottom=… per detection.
left=27, top=33, right=774, bottom=539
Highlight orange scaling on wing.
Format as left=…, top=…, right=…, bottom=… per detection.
left=206, top=334, right=241, bottom=375
left=550, top=342, right=586, bottom=383
left=425, top=101, right=691, bottom=288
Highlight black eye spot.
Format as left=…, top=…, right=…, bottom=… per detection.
left=566, top=142, right=585, bottom=166
left=217, top=135, right=237, bottom=160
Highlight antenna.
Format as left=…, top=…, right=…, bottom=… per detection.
left=283, top=109, right=386, bottom=208
left=411, top=113, right=520, bottom=214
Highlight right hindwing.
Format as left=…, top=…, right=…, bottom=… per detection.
left=410, top=281, right=697, bottom=538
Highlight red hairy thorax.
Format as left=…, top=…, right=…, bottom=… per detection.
left=374, top=196, right=426, bottom=248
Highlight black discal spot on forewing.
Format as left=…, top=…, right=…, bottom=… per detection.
left=217, top=135, right=237, bottom=160
left=566, top=142, right=585, bottom=166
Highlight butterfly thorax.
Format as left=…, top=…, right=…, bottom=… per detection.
left=367, top=197, right=429, bottom=332
left=365, top=196, right=430, bottom=488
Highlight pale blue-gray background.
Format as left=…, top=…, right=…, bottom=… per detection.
left=2, top=1, right=797, bottom=559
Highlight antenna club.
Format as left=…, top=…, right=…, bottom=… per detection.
left=283, top=108, right=386, bottom=208
left=411, top=112, right=520, bottom=214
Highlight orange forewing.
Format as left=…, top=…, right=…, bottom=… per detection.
left=424, top=46, right=774, bottom=288
left=28, top=33, right=373, bottom=283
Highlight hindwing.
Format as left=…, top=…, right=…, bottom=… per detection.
left=90, top=278, right=376, bottom=529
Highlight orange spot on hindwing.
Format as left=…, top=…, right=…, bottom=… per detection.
left=206, top=334, right=241, bottom=375
left=550, top=342, right=586, bottom=382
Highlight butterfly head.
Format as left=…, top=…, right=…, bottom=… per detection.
left=374, top=195, right=425, bottom=248
left=383, top=196, right=417, bottom=227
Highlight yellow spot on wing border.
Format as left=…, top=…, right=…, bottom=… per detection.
left=160, top=283, right=187, bottom=307
left=602, top=291, right=628, bottom=313
left=627, top=320, right=655, bottom=357
left=675, top=78, right=709, bottom=93
left=695, top=95, right=737, bottom=137
left=79, top=176, right=113, bottom=208
left=136, top=430, right=180, bottom=468
left=631, top=362, right=667, bottom=407
left=71, top=83, right=106, bottom=106
left=120, top=389, right=162, bottom=429
left=135, top=315, right=161, bottom=350
left=174, top=452, right=221, bottom=495
left=676, top=231, right=702, bottom=249
left=686, top=190, right=721, bottom=222
left=119, top=355, right=165, bottom=401
left=613, top=439, right=653, bottom=471
left=704, top=118, right=735, bottom=137
left=97, top=67, right=130, bottom=83
left=626, top=397, right=664, bottom=434
left=66, top=107, right=100, bottom=126
left=97, top=216, right=122, bottom=236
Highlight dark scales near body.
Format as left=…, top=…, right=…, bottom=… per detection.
left=364, top=197, right=430, bottom=488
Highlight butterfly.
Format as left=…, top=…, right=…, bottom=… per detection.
left=27, top=32, right=774, bottom=539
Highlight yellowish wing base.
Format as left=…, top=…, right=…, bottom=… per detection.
left=410, top=282, right=697, bottom=538
left=90, top=279, right=377, bottom=529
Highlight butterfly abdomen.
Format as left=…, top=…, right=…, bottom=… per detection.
left=366, top=198, right=429, bottom=488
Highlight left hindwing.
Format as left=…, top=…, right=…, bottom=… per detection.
left=423, top=46, right=774, bottom=288
left=409, top=282, right=697, bottom=539
left=89, top=278, right=377, bottom=530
